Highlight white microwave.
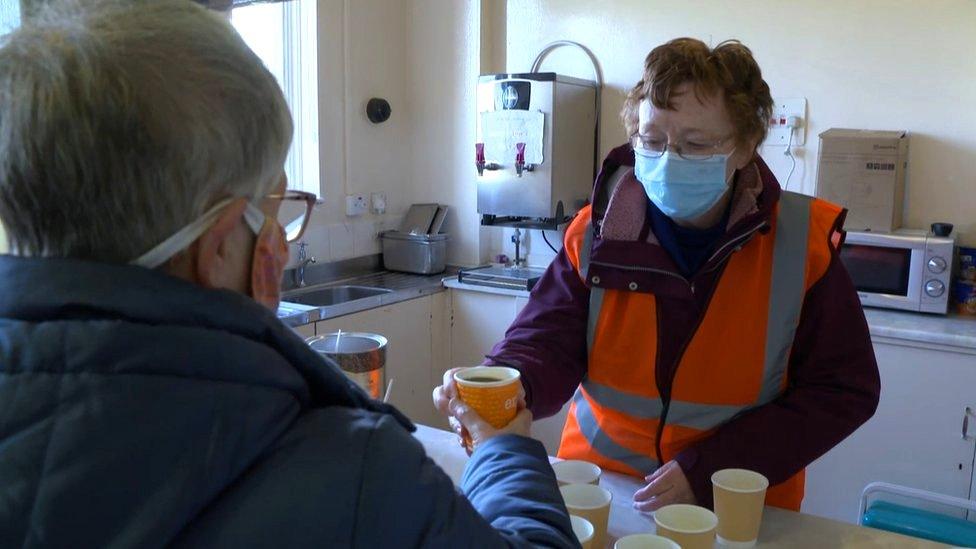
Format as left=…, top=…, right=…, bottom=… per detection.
left=840, top=230, right=955, bottom=314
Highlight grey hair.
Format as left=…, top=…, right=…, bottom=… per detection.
left=0, top=0, right=293, bottom=262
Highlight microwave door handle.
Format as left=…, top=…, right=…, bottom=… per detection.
left=964, top=407, right=974, bottom=441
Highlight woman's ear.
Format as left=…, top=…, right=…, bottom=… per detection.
left=194, top=198, right=250, bottom=290
left=735, top=136, right=762, bottom=170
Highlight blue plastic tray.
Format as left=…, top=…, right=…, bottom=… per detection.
left=862, top=501, right=976, bottom=546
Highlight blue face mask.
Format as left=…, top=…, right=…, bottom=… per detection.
left=634, top=148, right=733, bottom=222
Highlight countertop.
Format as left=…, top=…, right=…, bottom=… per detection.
left=277, top=266, right=455, bottom=327
left=863, top=308, right=976, bottom=353
left=413, top=425, right=946, bottom=548
left=442, top=277, right=533, bottom=298
left=280, top=259, right=976, bottom=353
left=446, top=277, right=976, bottom=352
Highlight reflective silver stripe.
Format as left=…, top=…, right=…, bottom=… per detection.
left=572, top=389, right=660, bottom=473
left=587, top=288, right=603, bottom=354
left=582, top=378, right=664, bottom=419
left=581, top=222, right=602, bottom=354
left=666, top=400, right=745, bottom=430
left=760, top=192, right=811, bottom=404
left=580, top=222, right=594, bottom=279
left=582, top=378, right=744, bottom=430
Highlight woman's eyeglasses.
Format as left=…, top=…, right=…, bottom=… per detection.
left=631, top=133, right=733, bottom=160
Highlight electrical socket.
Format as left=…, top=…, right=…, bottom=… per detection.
left=767, top=97, right=807, bottom=147
left=345, top=195, right=368, bottom=217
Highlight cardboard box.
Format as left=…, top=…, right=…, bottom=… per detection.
left=815, top=128, right=909, bottom=232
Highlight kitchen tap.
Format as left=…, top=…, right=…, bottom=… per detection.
left=511, top=228, right=525, bottom=268
left=476, top=142, right=486, bottom=176
left=294, top=241, right=316, bottom=288
left=515, top=142, right=526, bottom=177
left=514, top=142, right=534, bottom=177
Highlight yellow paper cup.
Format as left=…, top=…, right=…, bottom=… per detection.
left=614, top=534, right=681, bottom=549
left=560, top=484, right=612, bottom=549
left=454, top=367, right=521, bottom=450
left=570, top=515, right=595, bottom=549
left=654, top=504, right=718, bottom=549
left=712, top=468, right=769, bottom=547
left=553, top=460, right=602, bottom=486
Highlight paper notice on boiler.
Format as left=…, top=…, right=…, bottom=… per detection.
left=480, top=110, right=545, bottom=165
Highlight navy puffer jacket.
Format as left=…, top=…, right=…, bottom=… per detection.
left=0, top=256, right=576, bottom=548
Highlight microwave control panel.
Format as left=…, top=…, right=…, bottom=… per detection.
left=919, top=234, right=955, bottom=312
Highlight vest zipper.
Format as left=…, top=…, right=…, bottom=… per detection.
left=589, top=222, right=766, bottom=289
left=590, top=222, right=768, bottom=466
left=588, top=261, right=689, bottom=287
left=653, top=258, right=732, bottom=467
left=702, top=221, right=768, bottom=269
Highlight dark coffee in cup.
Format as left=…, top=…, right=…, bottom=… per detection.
left=464, top=376, right=502, bottom=383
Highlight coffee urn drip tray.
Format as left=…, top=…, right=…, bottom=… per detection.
left=457, top=266, right=546, bottom=292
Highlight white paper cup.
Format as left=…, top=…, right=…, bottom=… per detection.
left=553, top=460, right=602, bottom=486
left=570, top=515, right=595, bottom=549
left=654, top=504, right=718, bottom=549
left=712, top=469, right=769, bottom=547
left=560, top=484, right=613, bottom=549
left=614, top=533, right=681, bottom=549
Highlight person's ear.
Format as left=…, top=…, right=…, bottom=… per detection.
left=194, top=198, right=249, bottom=289
left=734, top=136, right=761, bottom=170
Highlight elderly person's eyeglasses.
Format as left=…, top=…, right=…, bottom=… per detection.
left=631, top=133, right=734, bottom=160
left=266, top=189, right=317, bottom=243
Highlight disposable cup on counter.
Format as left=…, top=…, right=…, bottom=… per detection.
left=560, top=483, right=612, bottom=549
left=614, top=533, right=681, bottom=549
left=569, top=515, right=595, bottom=549
left=553, top=460, right=602, bottom=486
left=712, top=468, right=770, bottom=547
left=654, top=504, right=718, bottom=549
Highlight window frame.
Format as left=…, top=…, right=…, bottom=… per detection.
left=233, top=0, right=321, bottom=198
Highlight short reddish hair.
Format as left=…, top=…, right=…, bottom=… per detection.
left=621, top=38, right=773, bottom=147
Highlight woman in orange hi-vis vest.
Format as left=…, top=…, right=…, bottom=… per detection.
left=436, top=38, right=880, bottom=513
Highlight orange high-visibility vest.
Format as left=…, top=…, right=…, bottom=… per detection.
left=558, top=191, right=843, bottom=511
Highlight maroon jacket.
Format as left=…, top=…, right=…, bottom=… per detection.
left=488, top=144, right=881, bottom=508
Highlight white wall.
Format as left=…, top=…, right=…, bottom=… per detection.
left=296, top=0, right=483, bottom=268
left=0, top=0, right=488, bottom=264
left=406, top=0, right=483, bottom=267
left=296, top=0, right=413, bottom=267
left=501, top=0, right=976, bottom=247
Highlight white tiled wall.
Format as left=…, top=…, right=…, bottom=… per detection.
left=329, top=222, right=355, bottom=262
left=286, top=215, right=403, bottom=268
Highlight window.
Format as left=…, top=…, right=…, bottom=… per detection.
left=232, top=0, right=320, bottom=197
left=0, top=0, right=20, bottom=34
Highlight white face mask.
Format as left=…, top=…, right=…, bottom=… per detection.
left=131, top=199, right=266, bottom=269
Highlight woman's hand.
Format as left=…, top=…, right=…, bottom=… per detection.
left=432, top=367, right=527, bottom=453
left=633, top=460, right=697, bottom=512
left=432, top=367, right=472, bottom=448
left=432, top=367, right=466, bottom=419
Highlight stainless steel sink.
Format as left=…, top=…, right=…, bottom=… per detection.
left=283, top=285, right=392, bottom=307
